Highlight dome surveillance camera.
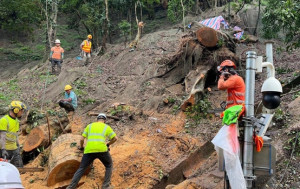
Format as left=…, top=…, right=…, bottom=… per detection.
left=261, top=77, right=282, bottom=109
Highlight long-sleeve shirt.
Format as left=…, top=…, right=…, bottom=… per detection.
left=218, top=74, right=245, bottom=109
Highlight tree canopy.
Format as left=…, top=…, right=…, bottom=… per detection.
left=262, top=0, right=300, bottom=50
left=0, top=0, right=42, bottom=32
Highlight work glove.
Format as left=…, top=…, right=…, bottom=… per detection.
left=61, top=60, right=63, bottom=63
left=106, top=144, right=110, bottom=151
left=77, top=146, right=84, bottom=151
left=1, top=149, right=9, bottom=159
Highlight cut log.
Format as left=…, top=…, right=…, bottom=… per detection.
left=191, top=22, right=236, bottom=52
left=18, top=167, right=44, bottom=173
left=88, top=112, right=120, bottom=121
left=196, top=27, right=218, bottom=47
left=47, top=134, right=90, bottom=187
left=23, top=125, right=50, bottom=152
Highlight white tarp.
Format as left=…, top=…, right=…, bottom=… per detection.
left=212, top=124, right=246, bottom=189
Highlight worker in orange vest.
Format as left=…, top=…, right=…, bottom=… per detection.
left=80, top=34, right=92, bottom=65
left=217, top=60, right=245, bottom=109
left=50, top=39, right=64, bottom=75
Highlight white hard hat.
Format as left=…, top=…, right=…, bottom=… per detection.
left=0, top=162, right=24, bottom=189
left=97, top=113, right=107, bottom=120
left=55, top=39, right=61, bottom=44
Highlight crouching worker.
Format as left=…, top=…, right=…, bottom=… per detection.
left=59, top=85, right=77, bottom=121
left=67, top=113, right=117, bottom=189
left=0, top=101, right=27, bottom=167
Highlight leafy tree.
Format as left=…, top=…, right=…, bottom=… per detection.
left=118, top=20, right=131, bottom=47
left=141, top=0, right=160, bottom=19
left=262, top=0, right=300, bottom=50
left=167, top=0, right=194, bottom=23
left=0, top=0, right=42, bottom=33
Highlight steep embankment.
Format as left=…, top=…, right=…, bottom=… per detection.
left=2, top=15, right=299, bottom=189
left=12, top=26, right=232, bottom=189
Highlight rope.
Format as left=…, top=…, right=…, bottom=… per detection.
left=275, top=131, right=300, bottom=188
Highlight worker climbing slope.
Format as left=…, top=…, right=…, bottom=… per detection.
left=50, top=39, right=64, bottom=75
left=0, top=101, right=27, bottom=167
left=217, top=60, right=245, bottom=109
left=67, top=113, right=117, bottom=189
left=80, top=34, right=92, bottom=65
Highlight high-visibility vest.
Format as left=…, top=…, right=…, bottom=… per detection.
left=51, top=46, right=64, bottom=60
left=82, top=122, right=116, bottom=154
left=82, top=40, right=92, bottom=53
left=0, top=115, right=19, bottom=150
left=218, top=75, right=245, bottom=109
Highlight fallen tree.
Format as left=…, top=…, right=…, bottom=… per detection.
left=47, top=134, right=90, bottom=187
left=23, top=125, right=50, bottom=152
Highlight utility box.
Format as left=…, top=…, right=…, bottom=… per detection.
left=253, top=136, right=276, bottom=187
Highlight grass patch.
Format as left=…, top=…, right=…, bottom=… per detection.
left=185, top=96, right=213, bottom=125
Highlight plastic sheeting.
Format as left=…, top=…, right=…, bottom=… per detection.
left=199, top=16, right=244, bottom=40
left=212, top=124, right=246, bottom=189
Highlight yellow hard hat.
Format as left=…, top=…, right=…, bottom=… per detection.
left=9, top=101, right=27, bottom=114
left=87, top=34, right=92, bottom=39
left=64, top=85, right=72, bottom=91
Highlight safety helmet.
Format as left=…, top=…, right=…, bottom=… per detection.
left=64, top=85, right=72, bottom=91
left=97, top=113, right=107, bottom=120
left=9, top=101, right=27, bottom=114
left=55, top=39, right=61, bottom=44
left=87, top=34, right=92, bottom=39
left=218, top=60, right=236, bottom=71
left=0, top=162, right=25, bottom=189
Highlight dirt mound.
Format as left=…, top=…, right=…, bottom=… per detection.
left=7, top=12, right=299, bottom=189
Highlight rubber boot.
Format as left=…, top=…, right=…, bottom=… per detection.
left=57, top=65, right=61, bottom=75
left=65, top=111, right=74, bottom=133
left=51, top=66, right=56, bottom=75
left=67, top=111, right=74, bottom=122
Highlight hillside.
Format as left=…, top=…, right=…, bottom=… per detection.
left=0, top=3, right=300, bottom=189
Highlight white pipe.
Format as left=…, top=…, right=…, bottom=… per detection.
left=265, top=41, right=274, bottom=78
left=244, top=51, right=256, bottom=188
left=262, top=62, right=275, bottom=78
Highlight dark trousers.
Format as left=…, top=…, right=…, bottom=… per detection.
left=59, top=100, right=75, bottom=112
left=51, top=59, right=62, bottom=74
left=0, top=148, right=23, bottom=167
left=67, top=151, right=113, bottom=189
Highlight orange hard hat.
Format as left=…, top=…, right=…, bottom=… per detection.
left=218, top=60, right=236, bottom=71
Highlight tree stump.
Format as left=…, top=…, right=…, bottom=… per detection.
left=47, top=134, right=90, bottom=187
left=196, top=27, right=218, bottom=47
left=23, top=125, right=50, bottom=152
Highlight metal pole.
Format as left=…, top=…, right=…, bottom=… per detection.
left=265, top=41, right=274, bottom=78
left=244, top=51, right=256, bottom=188
left=264, top=41, right=274, bottom=113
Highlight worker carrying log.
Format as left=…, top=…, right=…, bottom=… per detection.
left=0, top=161, right=25, bottom=188
left=80, top=34, right=92, bottom=65
left=0, top=101, right=27, bottom=167
left=217, top=60, right=245, bottom=109
left=59, top=85, right=77, bottom=122
left=67, top=113, right=117, bottom=189
left=50, top=39, right=64, bottom=75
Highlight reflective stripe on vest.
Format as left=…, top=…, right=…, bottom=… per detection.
left=235, top=92, right=245, bottom=96
left=86, top=124, right=108, bottom=143
left=82, top=40, right=91, bottom=53
left=4, top=116, right=18, bottom=142
left=226, top=100, right=234, bottom=105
